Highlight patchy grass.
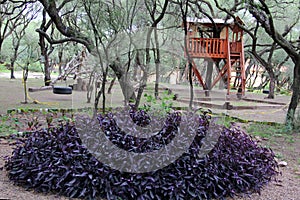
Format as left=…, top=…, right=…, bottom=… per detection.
left=246, top=122, right=293, bottom=138
left=243, top=122, right=300, bottom=171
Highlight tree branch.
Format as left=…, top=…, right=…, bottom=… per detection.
left=38, top=0, right=95, bottom=52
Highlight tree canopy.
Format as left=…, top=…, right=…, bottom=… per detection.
left=0, top=0, right=299, bottom=125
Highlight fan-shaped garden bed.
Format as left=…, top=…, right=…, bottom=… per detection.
left=4, top=108, right=278, bottom=199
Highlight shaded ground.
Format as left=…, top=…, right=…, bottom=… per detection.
left=0, top=73, right=299, bottom=199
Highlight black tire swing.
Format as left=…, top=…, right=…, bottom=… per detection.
left=53, top=86, right=72, bottom=95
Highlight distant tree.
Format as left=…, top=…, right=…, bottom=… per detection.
left=134, top=0, right=169, bottom=108
left=0, top=0, right=33, bottom=62
left=9, top=4, right=38, bottom=79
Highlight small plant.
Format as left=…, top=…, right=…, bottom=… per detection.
left=275, top=152, right=284, bottom=159
left=143, top=90, right=175, bottom=114
left=26, top=116, right=41, bottom=131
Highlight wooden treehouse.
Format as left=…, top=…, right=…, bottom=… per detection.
left=184, top=17, right=246, bottom=96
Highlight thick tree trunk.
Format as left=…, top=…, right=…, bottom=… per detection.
left=266, top=69, right=276, bottom=99
left=110, top=61, right=136, bottom=104
left=38, top=10, right=51, bottom=86
left=39, top=35, right=51, bottom=86
left=286, top=60, right=300, bottom=126
left=205, top=60, right=214, bottom=90
left=267, top=71, right=276, bottom=99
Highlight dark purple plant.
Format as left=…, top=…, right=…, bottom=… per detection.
left=97, top=111, right=181, bottom=153
left=4, top=110, right=278, bottom=200
left=129, top=104, right=151, bottom=127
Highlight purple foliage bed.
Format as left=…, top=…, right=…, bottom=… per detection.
left=5, top=108, right=278, bottom=199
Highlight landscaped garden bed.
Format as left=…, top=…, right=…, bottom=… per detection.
left=3, top=107, right=279, bottom=199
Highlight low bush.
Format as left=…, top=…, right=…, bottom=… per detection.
left=5, top=109, right=278, bottom=199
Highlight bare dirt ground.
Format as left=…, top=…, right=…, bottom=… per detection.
left=0, top=73, right=299, bottom=199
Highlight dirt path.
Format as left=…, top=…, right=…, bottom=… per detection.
left=0, top=143, right=72, bottom=200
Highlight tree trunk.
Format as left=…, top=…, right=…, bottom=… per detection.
left=286, top=59, right=300, bottom=126
left=135, top=27, right=153, bottom=109
left=22, top=64, right=29, bottom=104
left=10, top=38, right=19, bottom=79
left=205, top=60, right=213, bottom=90
left=110, top=60, right=136, bottom=104
left=38, top=10, right=51, bottom=86
left=107, top=76, right=116, bottom=94
left=188, top=63, right=194, bottom=109
left=0, top=39, right=3, bottom=60
left=10, top=61, right=15, bottom=79
left=39, top=34, right=51, bottom=86
left=86, top=70, right=95, bottom=103
left=101, top=66, right=108, bottom=113
left=154, top=28, right=160, bottom=99
left=94, top=84, right=103, bottom=117
left=266, top=69, right=276, bottom=99
left=58, top=49, right=63, bottom=75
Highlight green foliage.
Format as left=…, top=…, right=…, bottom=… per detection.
left=143, top=90, right=175, bottom=113
left=0, top=63, right=10, bottom=72
left=27, top=64, right=43, bottom=72
left=0, top=115, right=18, bottom=137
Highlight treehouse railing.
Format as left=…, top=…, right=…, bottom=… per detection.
left=186, top=38, right=227, bottom=58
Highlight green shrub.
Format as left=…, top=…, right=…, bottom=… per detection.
left=28, top=64, right=43, bottom=72
left=0, top=63, right=10, bottom=72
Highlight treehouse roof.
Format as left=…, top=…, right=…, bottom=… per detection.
left=186, top=16, right=244, bottom=27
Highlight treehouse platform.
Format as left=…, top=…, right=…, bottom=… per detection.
left=184, top=17, right=246, bottom=96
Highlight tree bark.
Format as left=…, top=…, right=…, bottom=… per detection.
left=38, top=10, right=51, bottom=86
left=286, top=59, right=300, bottom=125
left=205, top=60, right=213, bottom=90
left=39, top=34, right=51, bottom=86
left=58, top=48, right=63, bottom=75
left=266, top=69, right=275, bottom=99
left=107, top=76, right=116, bottom=94
left=154, top=28, right=160, bottom=99
left=87, top=70, right=95, bottom=103
left=110, top=60, right=136, bottom=103
left=0, top=39, right=3, bottom=61
left=10, top=60, right=16, bottom=79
